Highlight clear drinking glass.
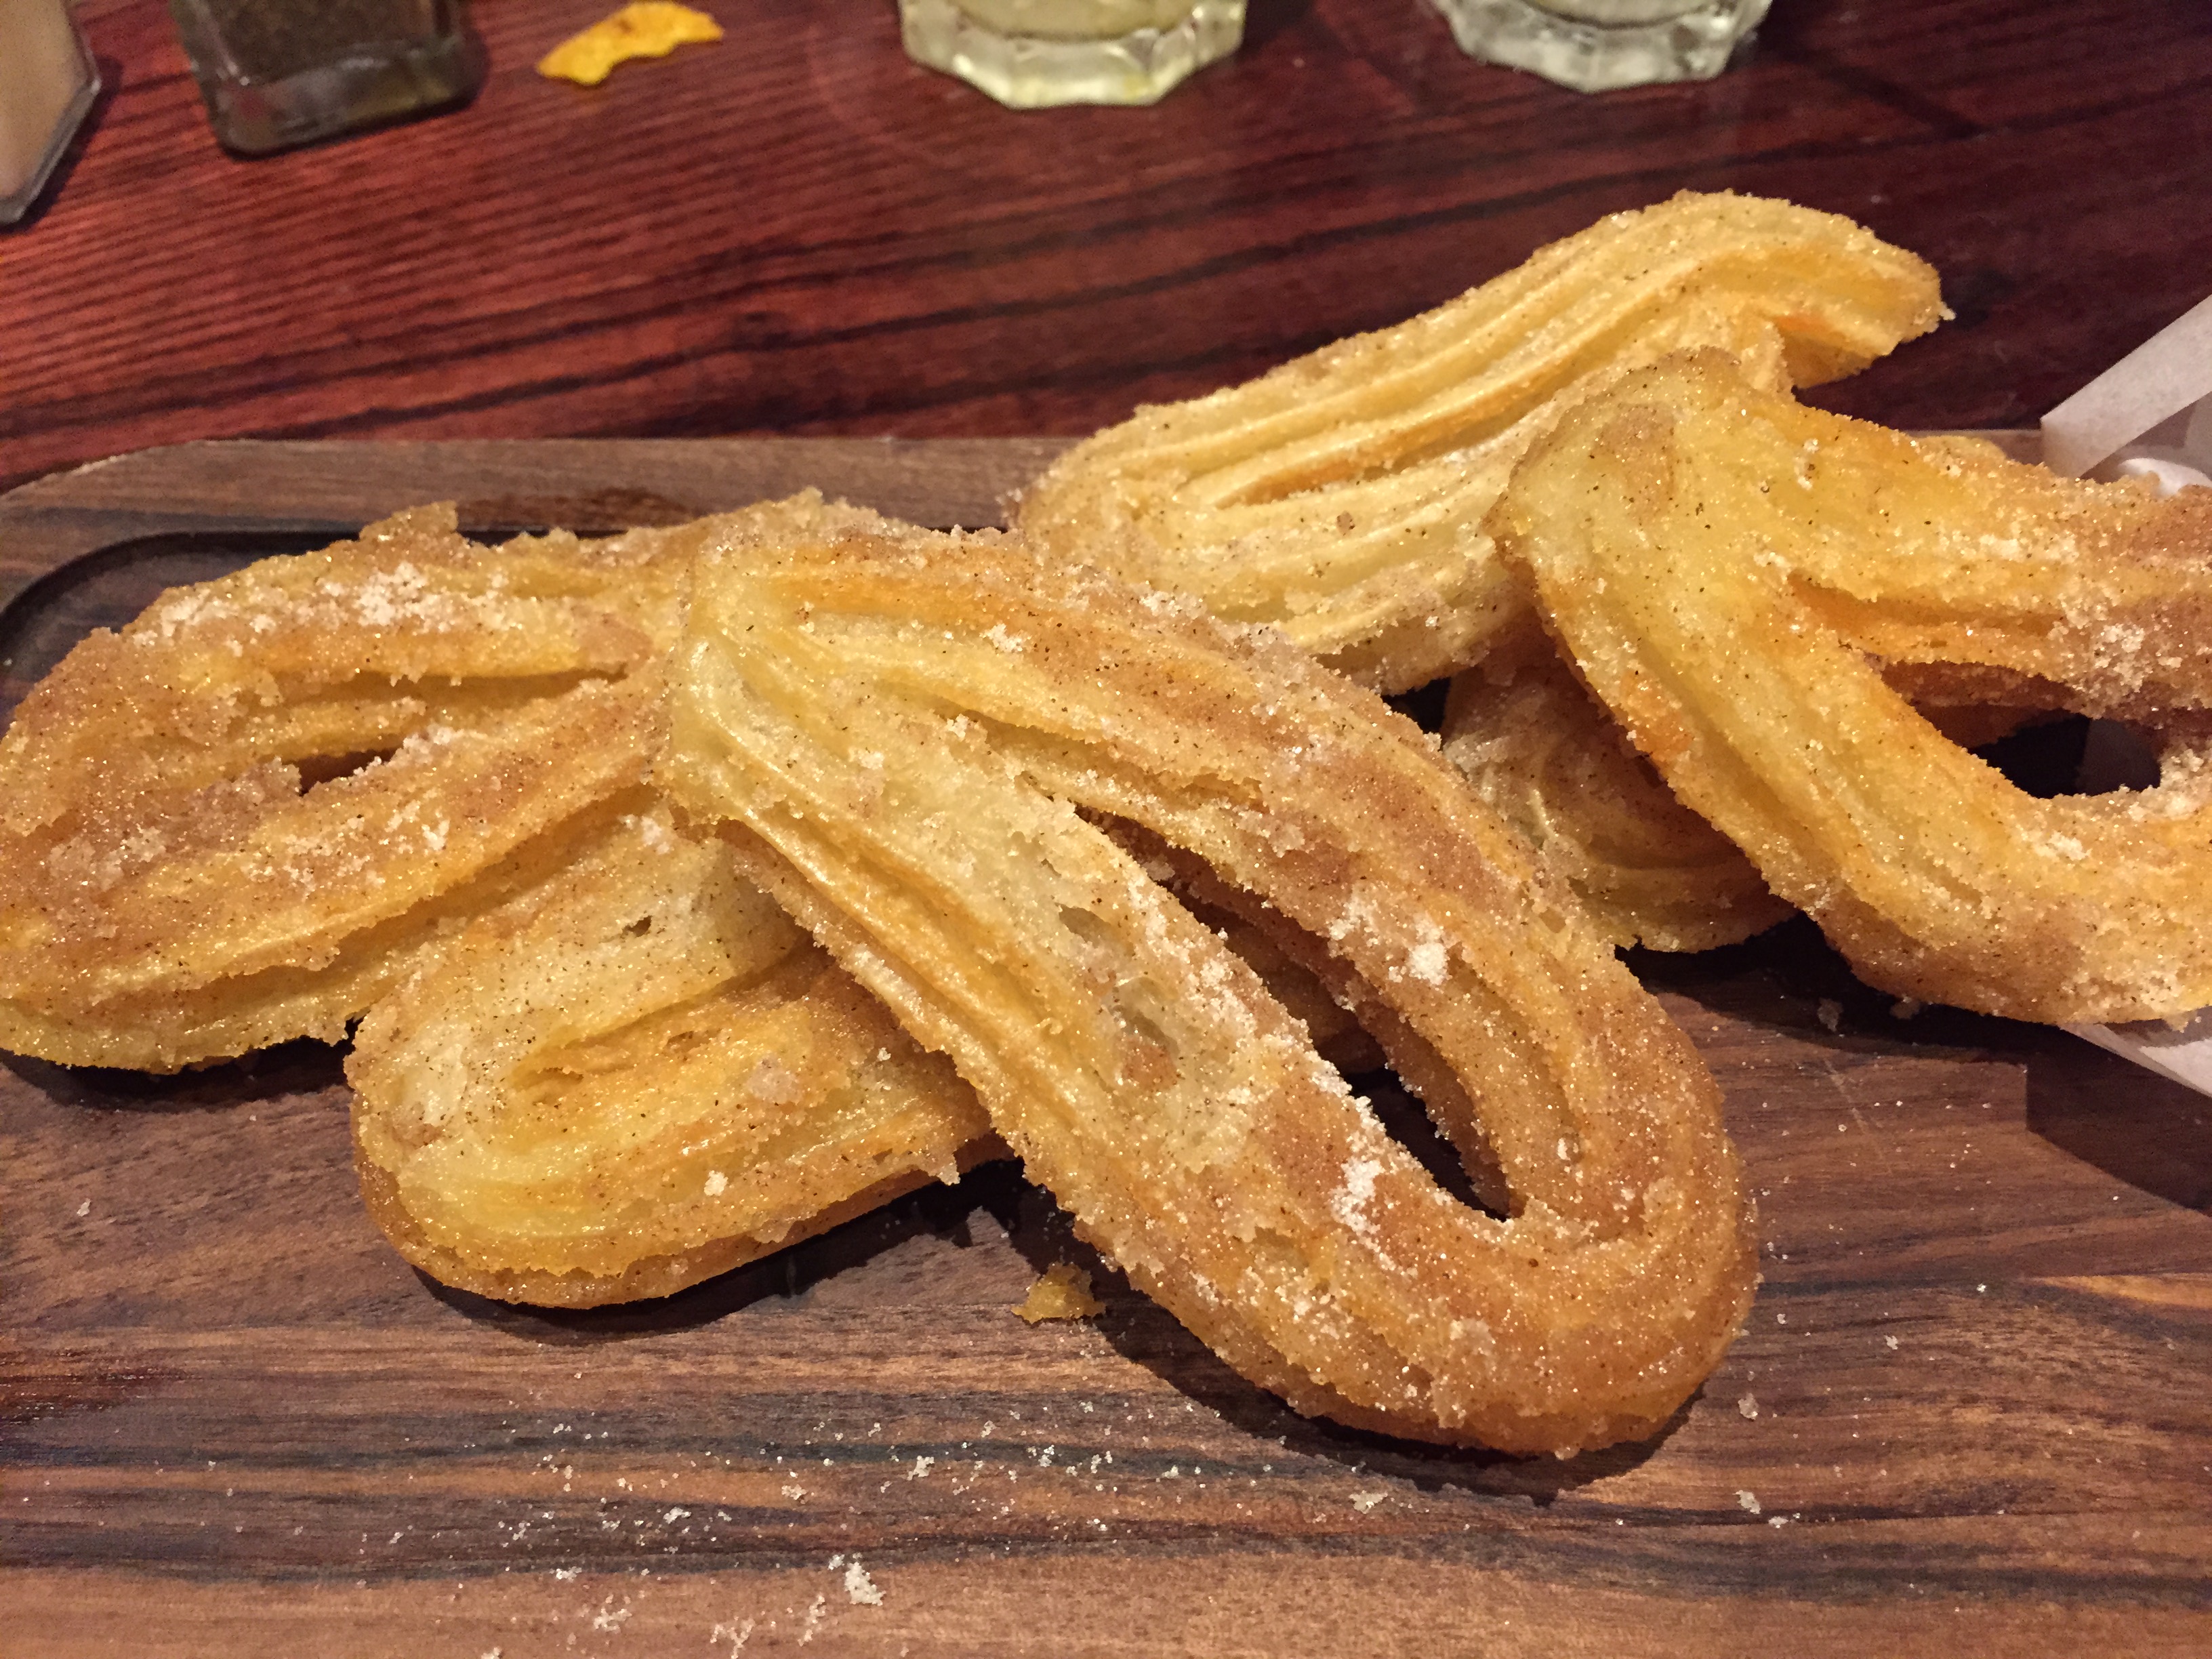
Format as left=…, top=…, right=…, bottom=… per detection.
left=0, top=0, right=100, bottom=226
left=899, top=0, right=1246, bottom=108
left=1428, top=0, right=1770, bottom=92
left=168, top=0, right=484, bottom=155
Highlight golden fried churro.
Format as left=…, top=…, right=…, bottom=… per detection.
left=662, top=504, right=1753, bottom=1452
left=0, top=506, right=696, bottom=1071
left=1019, top=192, right=1944, bottom=692
left=1494, top=350, right=2212, bottom=1023
left=1441, top=628, right=1791, bottom=953
left=348, top=805, right=998, bottom=1307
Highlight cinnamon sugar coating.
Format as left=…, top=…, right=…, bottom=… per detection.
left=663, top=504, right=1754, bottom=1452
left=348, top=802, right=996, bottom=1307
left=1441, top=625, right=1791, bottom=953
left=1019, top=191, right=1944, bottom=693
left=0, top=506, right=694, bottom=1070
left=0, top=496, right=998, bottom=1305
left=1496, top=350, right=2212, bottom=1022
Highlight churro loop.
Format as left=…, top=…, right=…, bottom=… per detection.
left=1441, top=628, right=1791, bottom=953
left=663, top=505, right=1753, bottom=1452
left=0, top=506, right=697, bottom=1071
left=348, top=804, right=998, bottom=1307
left=1020, top=191, right=1943, bottom=692
left=1494, top=350, right=2212, bottom=1023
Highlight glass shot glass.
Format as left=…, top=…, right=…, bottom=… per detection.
left=1428, top=0, right=1771, bottom=92
left=899, top=0, right=1247, bottom=109
left=168, top=0, right=485, bottom=155
left=0, top=0, right=101, bottom=226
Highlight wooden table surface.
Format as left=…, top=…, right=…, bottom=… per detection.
left=5, top=3, right=2212, bottom=1654
left=5, top=0, right=2211, bottom=493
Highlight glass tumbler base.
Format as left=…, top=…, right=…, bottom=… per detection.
left=900, top=0, right=1246, bottom=109
left=1428, top=0, right=1769, bottom=92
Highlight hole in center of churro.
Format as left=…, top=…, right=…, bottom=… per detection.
left=295, top=748, right=399, bottom=790
left=1969, top=714, right=2165, bottom=799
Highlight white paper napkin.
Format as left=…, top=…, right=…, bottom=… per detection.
left=2040, top=293, right=2212, bottom=1089
left=2042, top=293, right=2212, bottom=480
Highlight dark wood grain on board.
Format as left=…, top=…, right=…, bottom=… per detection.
left=5, top=1, right=2210, bottom=496
left=3, top=441, right=2209, bottom=1656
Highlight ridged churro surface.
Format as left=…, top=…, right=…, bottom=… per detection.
left=348, top=804, right=996, bottom=1307
left=1497, top=351, right=2212, bottom=1022
left=1021, top=191, right=1943, bottom=692
left=0, top=507, right=693, bottom=1070
left=1441, top=630, right=1790, bottom=952
left=663, top=503, right=1754, bottom=1452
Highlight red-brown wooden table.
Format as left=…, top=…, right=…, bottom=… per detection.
left=4, top=4, right=2211, bottom=1655
left=5, top=0, right=2211, bottom=489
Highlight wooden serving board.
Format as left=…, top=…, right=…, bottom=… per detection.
left=3, top=441, right=2207, bottom=1658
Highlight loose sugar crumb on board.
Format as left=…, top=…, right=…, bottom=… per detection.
left=1017, top=1263, right=1105, bottom=1324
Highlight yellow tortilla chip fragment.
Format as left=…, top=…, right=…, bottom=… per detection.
left=1016, top=1263, right=1104, bottom=1324
left=537, top=3, right=724, bottom=87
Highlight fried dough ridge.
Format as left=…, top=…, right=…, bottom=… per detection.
left=1496, top=350, right=2212, bottom=1022
left=661, top=505, right=1754, bottom=1452
left=1441, top=627, right=1792, bottom=953
left=1019, top=191, right=1944, bottom=692
left=347, top=804, right=998, bottom=1307
left=0, top=506, right=699, bottom=1071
